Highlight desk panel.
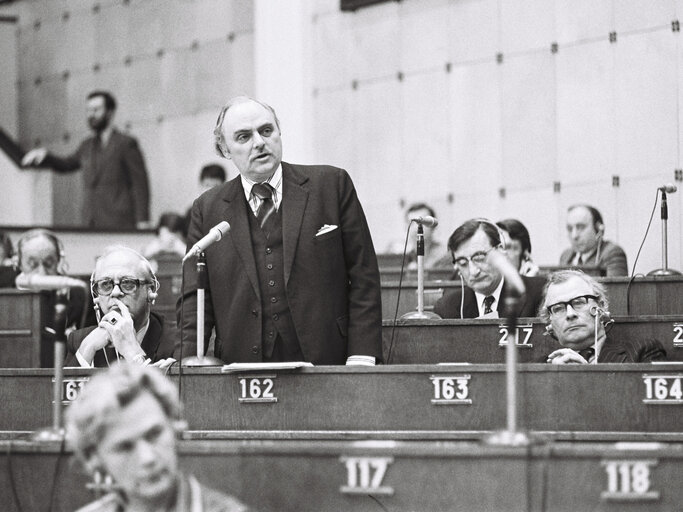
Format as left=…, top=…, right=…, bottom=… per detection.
left=1, top=439, right=682, bottom=512
left=0, top=290, right=48, bottom=367
left=382, top=316, right=683, bottom=363
left=1, top=366, right=681, bottom=439
left=381, top=276, right=683, bottom=318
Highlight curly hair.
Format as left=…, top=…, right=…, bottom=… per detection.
left=65, top=363, right=181, bottom=463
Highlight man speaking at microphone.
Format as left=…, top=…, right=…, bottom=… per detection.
left=177, top=96, right=382, bottom=365
left=64, top=246, right=176, bottom=367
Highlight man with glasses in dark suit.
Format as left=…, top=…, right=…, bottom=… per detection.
left=541, top=270, right=666, bottom=363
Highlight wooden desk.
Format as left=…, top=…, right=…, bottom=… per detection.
left=2, top=365, right=682, bottom=440
left=382, top=316, right=683, bottom=363
left=381, top=275, right=683, bottom=318
left=1, top=439, right=681, bottom=512
left=0, top=289, right=49, bottom=367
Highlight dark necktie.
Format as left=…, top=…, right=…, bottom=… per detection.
left=252, top=183, right=276, bottom=230
left=579, top=347, right=595, bottom=362
left=483, top=295, right=495, bottom=314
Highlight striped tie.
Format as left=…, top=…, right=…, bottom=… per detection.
left=252, top=182, right=276, bottom=230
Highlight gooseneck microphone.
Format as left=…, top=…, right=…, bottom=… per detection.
left=16, top=273, right=86, bottom=290
left=182, top=221, right=230, bottom=263
left=658, top=184, right=677, bottom=193
left=411, top=215, right=438, bottom=228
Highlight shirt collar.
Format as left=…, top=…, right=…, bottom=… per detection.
left=97, top=125, right=114, bottom=146
left=241, top=163, right=283, bottom=211
left=474, top=276, right=505, bottom=316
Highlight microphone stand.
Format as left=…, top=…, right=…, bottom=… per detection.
left=401, top=224, right=441, bottom=320
left=33, top=294, right=68, bottom=441
left=183, top=252, right=222, bottom=366
left=649, top=189, right=681, bottom=275
left=484, top=294, right=530, bottom=446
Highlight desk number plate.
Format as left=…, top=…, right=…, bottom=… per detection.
left=673, top=323, right=683, bottom=347
left=430, top=374, right=472, bottom=405
left=641, top=374, right=683, bottom=404
left=498, top=323, right=533, bottom=348
left=53, top=377, right=89, bottom=405
left=340, top=456, right=394, bottom=495
left=238, top=374, right=277, bottom=403
left=601, top=459, right=659, bottom=501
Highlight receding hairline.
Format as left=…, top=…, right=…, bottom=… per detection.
left=93, top=246, right=153, bottom=281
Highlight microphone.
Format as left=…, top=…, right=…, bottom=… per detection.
left=659, top=184, right=677, bottom=193
left=16, top=273, right=86, bottom=291
left=487, top=249, right=526, bottom=297
left=411, top=216, right=438, bottom=228
left=182, top=221, right=230, bottom=262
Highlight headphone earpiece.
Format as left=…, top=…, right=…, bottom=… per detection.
left=544, top=324, right=557, bottom=340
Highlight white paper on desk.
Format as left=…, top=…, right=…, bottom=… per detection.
left=221, top=361, right=314, bottom=373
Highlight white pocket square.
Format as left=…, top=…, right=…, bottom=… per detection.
left=316, top=224, right=338, bottom=236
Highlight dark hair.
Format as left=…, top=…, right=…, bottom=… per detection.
left=156, top=212, right=186, bottom=235
left=406, top=202, right=436, bottom=219
left=199, top=164, right=226, bottom=183
left=568, top=204, right=603, bottom=230
left=447, top=219, right=501, bottom=254
left=87, top=90, right=117, bottom=111
left=0, top=232, right=14, bottom=259
left=496, top=218, right=532, bottom=254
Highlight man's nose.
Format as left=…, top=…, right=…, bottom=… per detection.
left=135, top=440, right=156, bottom=466
left=565, top=303, right=579, bottom=318
left=110, top=283, right=125, bottom=297
left=467, top=259, right=481, bottom=275
left=252, top=131, right=265, bottom=148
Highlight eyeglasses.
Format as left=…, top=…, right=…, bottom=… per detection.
left=92, top=277, right=151, bottom=296
left=453, top=246, right=497, bottom=270
left=546, top=295, right=598, bottom=317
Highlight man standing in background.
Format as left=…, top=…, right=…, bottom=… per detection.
left=22, top=90, right=151, bottom=230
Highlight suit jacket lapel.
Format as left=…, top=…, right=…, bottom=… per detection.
left=498, top=278, right=529, bottom=316
left=140, top=312, right=163, bottom=357
left=281, top=163, right=309, bottom=286
left=221, top=179, right=260, bottom=298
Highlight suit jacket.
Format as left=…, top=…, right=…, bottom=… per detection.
left=43, top=129, right=150, bottom=228
left=64, top=311, right=173, bottom=367
left=434, top=275, right=547, bottom=319
left=598, top=333, right=667, bottom=362
left=559, top=239, right=628, bottom=277
left=176, top=162, right=383, bottom=365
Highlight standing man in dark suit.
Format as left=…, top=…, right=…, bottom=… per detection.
left=177, top=96, right=382, bottom=365
left=434, top=219, right=546, bottom=319
left=559, top=204, right=627, bottom=276
left=22, top=90, right=151, bottom=229
left=541, top=270, right=666, bottom=363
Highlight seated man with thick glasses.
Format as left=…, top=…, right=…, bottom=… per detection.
left=540, top=270, right=666, bottom=363
left=434, top=218, right=546, bottom=319
left=64, top=246, right=176, bottom=367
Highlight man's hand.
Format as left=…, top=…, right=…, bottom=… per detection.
left=78, top=327, right=111, bottom=365
left=21, top=148, right=48, bottom=167
left=151, top=358, right=177, bottom=370
left=547, top=348, right=589, bottom=365
left=99, top=299, right=145, bottom=361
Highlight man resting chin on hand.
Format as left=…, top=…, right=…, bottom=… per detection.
left=64, top=245, right=175, bottom=368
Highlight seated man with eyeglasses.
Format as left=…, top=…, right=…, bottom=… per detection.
left=434, top=219, right=546, bottom=319
left=64, top=245, right=176, bottom=368
left=540, top=270, right=666, bottom=363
